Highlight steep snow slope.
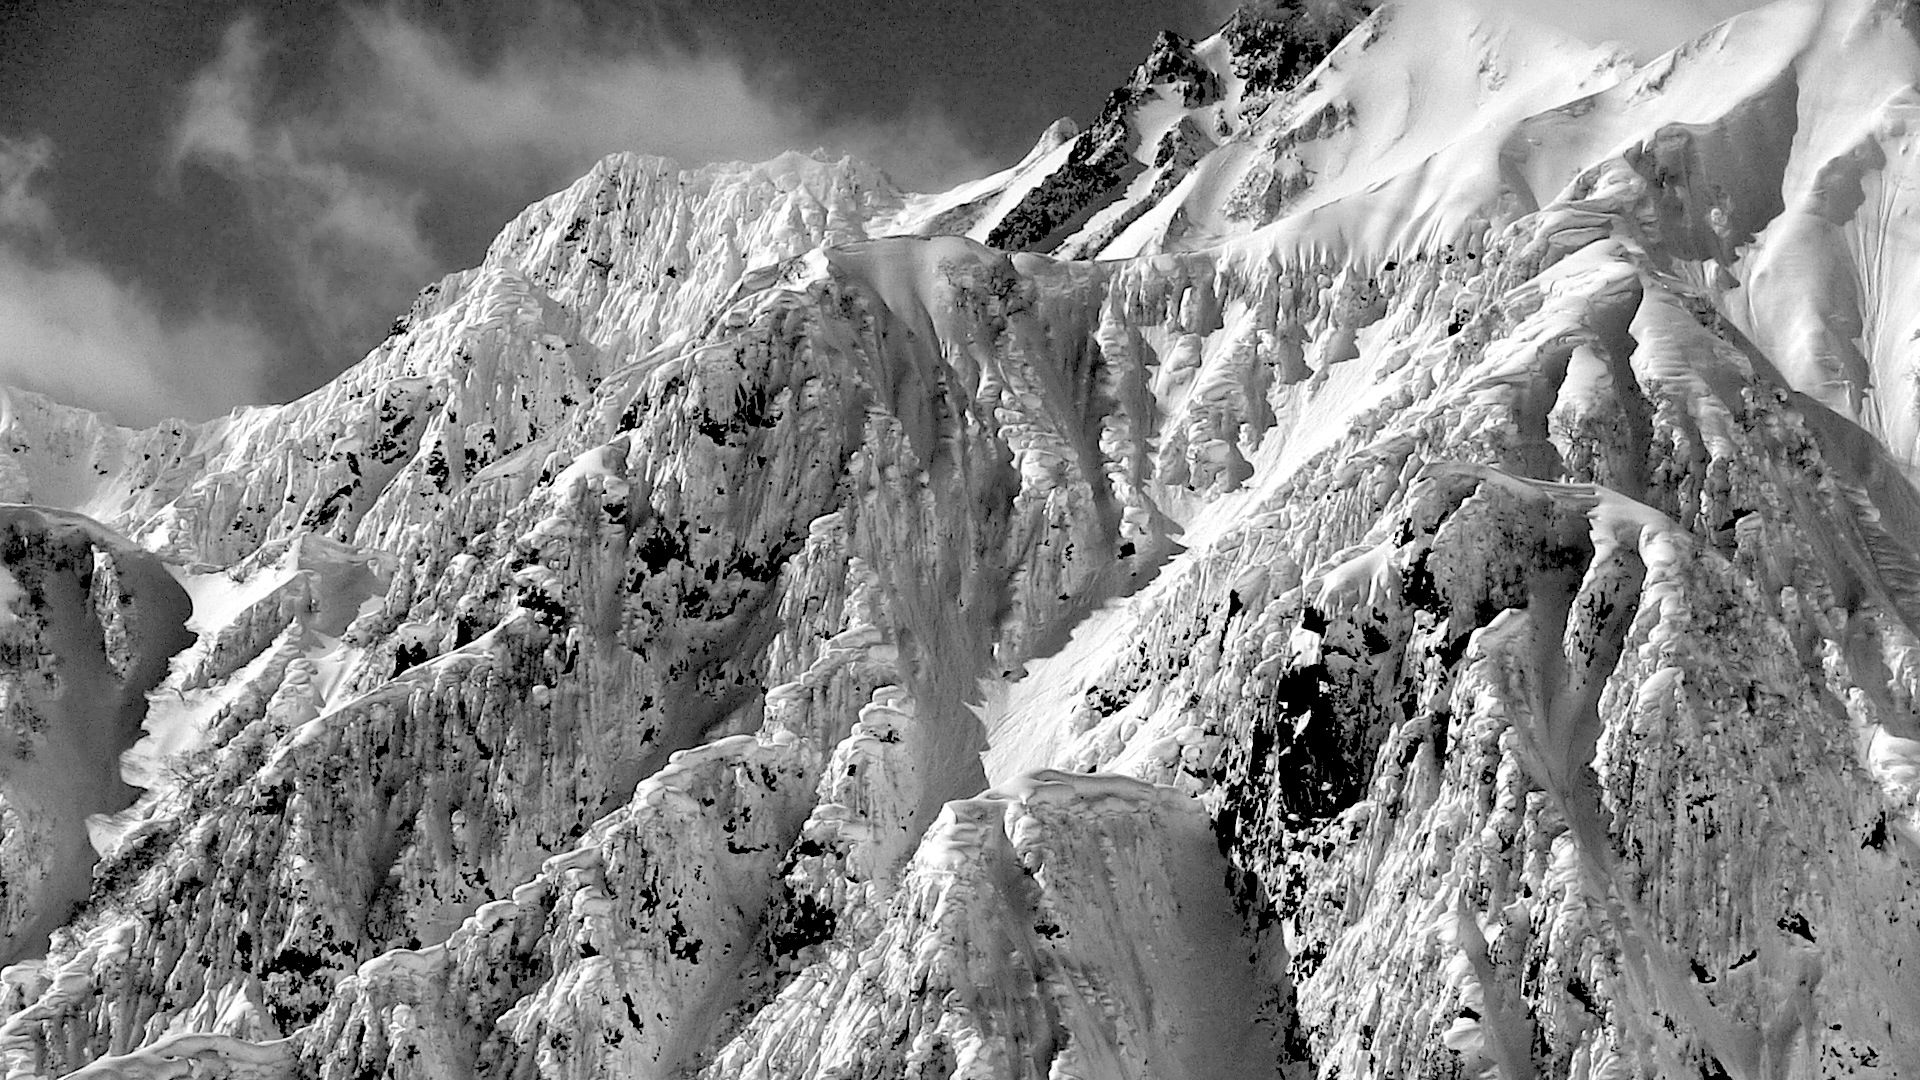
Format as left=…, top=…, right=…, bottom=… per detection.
left=0, top=509, right=191, bottom=968
left=6, top=0, right=1920, bottom=1077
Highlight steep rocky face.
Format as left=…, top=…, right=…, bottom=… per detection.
left=980, top=28, right=1218, bottom=253
left=6, top=0, right=1920, bottom=1078
left=978, top=0, right=1364, bottom=255
left=903, top=1, right=1381, bottom=262
left=0, top=511, right=191, bottom=968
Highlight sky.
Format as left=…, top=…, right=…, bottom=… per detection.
left=0, top=0, right=1765, bottom=426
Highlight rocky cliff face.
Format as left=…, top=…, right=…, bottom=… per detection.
left=3, top=0, right=1920, bottom=1077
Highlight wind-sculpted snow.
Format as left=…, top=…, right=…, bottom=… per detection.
left=703, top=771, right=1291, bottom=1080
left=9, top=0, right=1920, bottom=1077
left=0, top=151, right=905, bottom=570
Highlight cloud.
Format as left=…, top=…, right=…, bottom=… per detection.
left=171, top=19, right=440, bottom=369
left=337, top=11, right=794, bottom=181
left=0, top=134, right=272, bottom=426
left=161, top=6, right=996, bottom=410
left=334, top=7, right=993, bottom=193
left=0, top=137, right=55, bottom=238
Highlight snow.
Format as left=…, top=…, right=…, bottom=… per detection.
left=61, top=1033, right=295, bottom=1079
left=879, top=118, right=1080, bottom=239
left=1092, top=0, right=1635, bottom=262
left=975, top=597, right=1131, bottom=782
left=11, top=0, right=1920, bottom=1076
left=0, top=565, right=21, bottom=629
left=0, top=507, right=193, bottom=965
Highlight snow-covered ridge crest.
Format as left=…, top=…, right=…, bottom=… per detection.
left=7, top=0, right=1920, bottom=1076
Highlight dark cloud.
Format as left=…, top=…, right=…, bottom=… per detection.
left=0, top=134, right=272, bottom=425
left=170, top=18, right=441, bottom=386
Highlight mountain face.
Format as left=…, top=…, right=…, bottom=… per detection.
left=3, top=0, right=1920, bottom=1076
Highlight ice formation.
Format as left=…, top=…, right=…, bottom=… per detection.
left=3, top=0, right=1920, bottom=1075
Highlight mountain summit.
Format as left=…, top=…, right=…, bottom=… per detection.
left=3, top=0, right=1920, bottom=1076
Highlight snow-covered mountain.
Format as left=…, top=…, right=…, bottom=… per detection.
left=3, top=0, right=1920, bottom=1075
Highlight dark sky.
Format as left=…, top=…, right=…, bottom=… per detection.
left=0, top=0, right=1758, bottom=424
left=0, top=0, right=1236, bottom=423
